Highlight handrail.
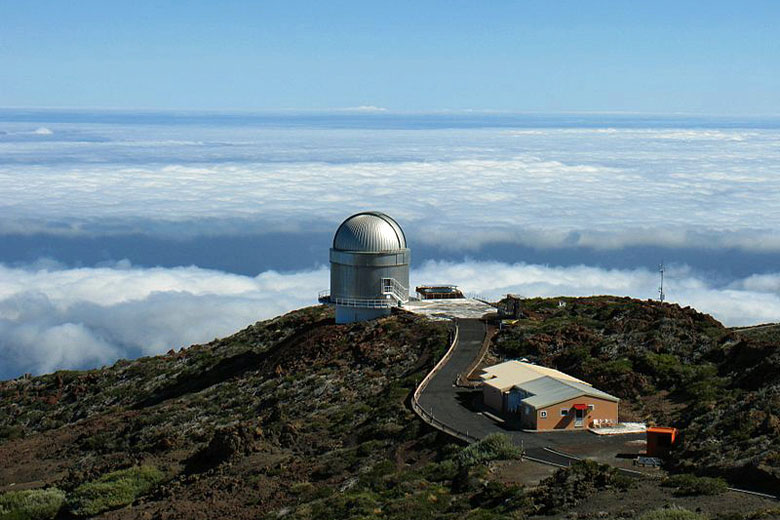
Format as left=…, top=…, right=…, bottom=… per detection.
left=318, top=290, right=395, bottom=309
left=381, top=277, right=409, bottom=302
left=318, top=277, right=408, bottom=309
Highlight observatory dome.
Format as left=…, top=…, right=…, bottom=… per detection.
left=333, top=212, right=407, bottom=252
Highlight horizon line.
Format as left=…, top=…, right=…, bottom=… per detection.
left=1, top=105, right=779, bottom=119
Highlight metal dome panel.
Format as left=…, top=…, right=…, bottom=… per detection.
left=333, top=212, right=407, bottom=252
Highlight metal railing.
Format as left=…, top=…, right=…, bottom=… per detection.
left=318, top=277, right=409, bottom=309
left=381, top=277, right=409, bottom=302
left=318, top=290, right=395, bottom=309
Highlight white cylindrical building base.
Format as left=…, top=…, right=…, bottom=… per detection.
left=335, top=306, right=391, bottom=324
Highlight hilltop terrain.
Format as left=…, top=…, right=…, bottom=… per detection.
left=493, top=296, right=780, bottom=493
left=0, top=299, right=778, bottom=519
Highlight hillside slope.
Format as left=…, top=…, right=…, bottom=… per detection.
left=493, top=296, right=780, bottom=493
left=0, top=306, right=453, bottom=518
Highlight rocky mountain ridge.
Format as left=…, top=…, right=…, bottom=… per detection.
left=0, top=298, right=778, bottom=519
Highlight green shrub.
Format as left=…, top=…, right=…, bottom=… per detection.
left=714, top=514, right=744, bottom=520
left=420, top=460, right=459, bottom=482
left=639, top=506, right=707, bottom=520
left=0, top=426, right=24, bottom=441
left=0, top=488, right=66, bottom=520
left=306, top=490, right=382, bottom=520
left=357, top=459, right=397, bottom=490
left=463, top=509, right=514, bottom=520
left=662, top=473, right=728, bottom=496
left=456, top=434, right=522, bottom=467
left=67, top=465, right=164, bottom=517
left=289, top=482, right=333, bottom=502
left=469, top=480, right=530, bottom=513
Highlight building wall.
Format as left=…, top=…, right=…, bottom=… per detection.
left=520, top=403, right=537, bottom=430
left=505, top=388, right=524, bottom=413
left=330, top=249, right=410, bottom=301
left=482, top=384, right=505, bottom=412
left=335, top=306, right=390, bottom=324
left=534, top=396, right=618, bottom=431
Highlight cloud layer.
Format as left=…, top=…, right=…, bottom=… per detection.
left=1, top=118, right=779, bottom=251
left=0, top=261, right=328, bottom=379
left=2, top=114, right=779, bottom=379
left=2, top=260, right=779, bottom=379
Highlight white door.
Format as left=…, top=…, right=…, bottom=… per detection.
left=574, top=409, right=584, bottom=427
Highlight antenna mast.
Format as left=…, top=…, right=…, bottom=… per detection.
left=658, top=262, right=665, bottom=302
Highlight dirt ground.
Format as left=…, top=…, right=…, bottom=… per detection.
left=491, top=458, right=779, bottom=519
left=531, top=479, right=780, bottom=519
left=491, top=459, right=559, bottom=487
left=553, top=435, right=663, bottom=475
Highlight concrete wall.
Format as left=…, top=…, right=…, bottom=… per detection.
left=482, top=384, right=504, bottom=412
left=330, top=249, right=410, bottom=301
left=335, top=306, right=390, bottom=324
left=534, top=396, right=618, bottom=431
left=520, top=403, right=537, bottom=429
left=506, top=388, right=524, bottom=413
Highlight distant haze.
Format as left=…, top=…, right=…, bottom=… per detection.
left=1, top=110, right=779, bottom=378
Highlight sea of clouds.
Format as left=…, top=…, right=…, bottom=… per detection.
left=2, top=259, right=780, bottom=379
left=1, top=112, right=779, bottom=378
left=2, top=116, right=780, bottom=251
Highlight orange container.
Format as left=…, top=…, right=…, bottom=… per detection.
left=646, top=426, right=678, bottom=457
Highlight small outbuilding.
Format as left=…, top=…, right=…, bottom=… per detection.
left=480, top=360, right=619, bottom=431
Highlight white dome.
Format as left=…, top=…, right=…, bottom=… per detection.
left=333, top=212, right=407, bottom=252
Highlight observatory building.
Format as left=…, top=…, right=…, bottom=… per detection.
left=319, top=211, right=410, bottom=323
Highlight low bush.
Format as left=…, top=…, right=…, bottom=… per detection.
left=639, top=506, right=707, bottom=520
left=67, top=465, right=164, bottom=517
left=469, top=480, right=530, bottom=512
left=662, top=473, right=728, bottom=496
left=289, top=482, right=333, bottom=502
left=456, top=433, right=522, bottom=467
left=532, top=460, right=635, bottom=514
left=420, top=460, right=459, bottom=482
left=0, top=488, right=66, bottom=520
left=305, top=490, right=382, bottom=520
left=714, top=514, right=745, bottom=520
left=0, top=426, right=24, bottom=441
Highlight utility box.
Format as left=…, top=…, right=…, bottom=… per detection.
left=646, top=426, right=678, bottom=457
left=499, top=294, right=526, bottom=318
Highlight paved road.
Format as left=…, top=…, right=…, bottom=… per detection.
left=417, top=318, right=645, bottom=467
left=417, top=319, right=500, bottom=440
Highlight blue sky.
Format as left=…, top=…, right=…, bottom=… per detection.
left=1, top=1, right=778, bottom=114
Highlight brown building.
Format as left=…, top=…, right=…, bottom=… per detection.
left=481, top=360, right=619, bottom=431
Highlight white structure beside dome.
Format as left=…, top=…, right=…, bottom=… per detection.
left=319, top=211, right=410, bottom=323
